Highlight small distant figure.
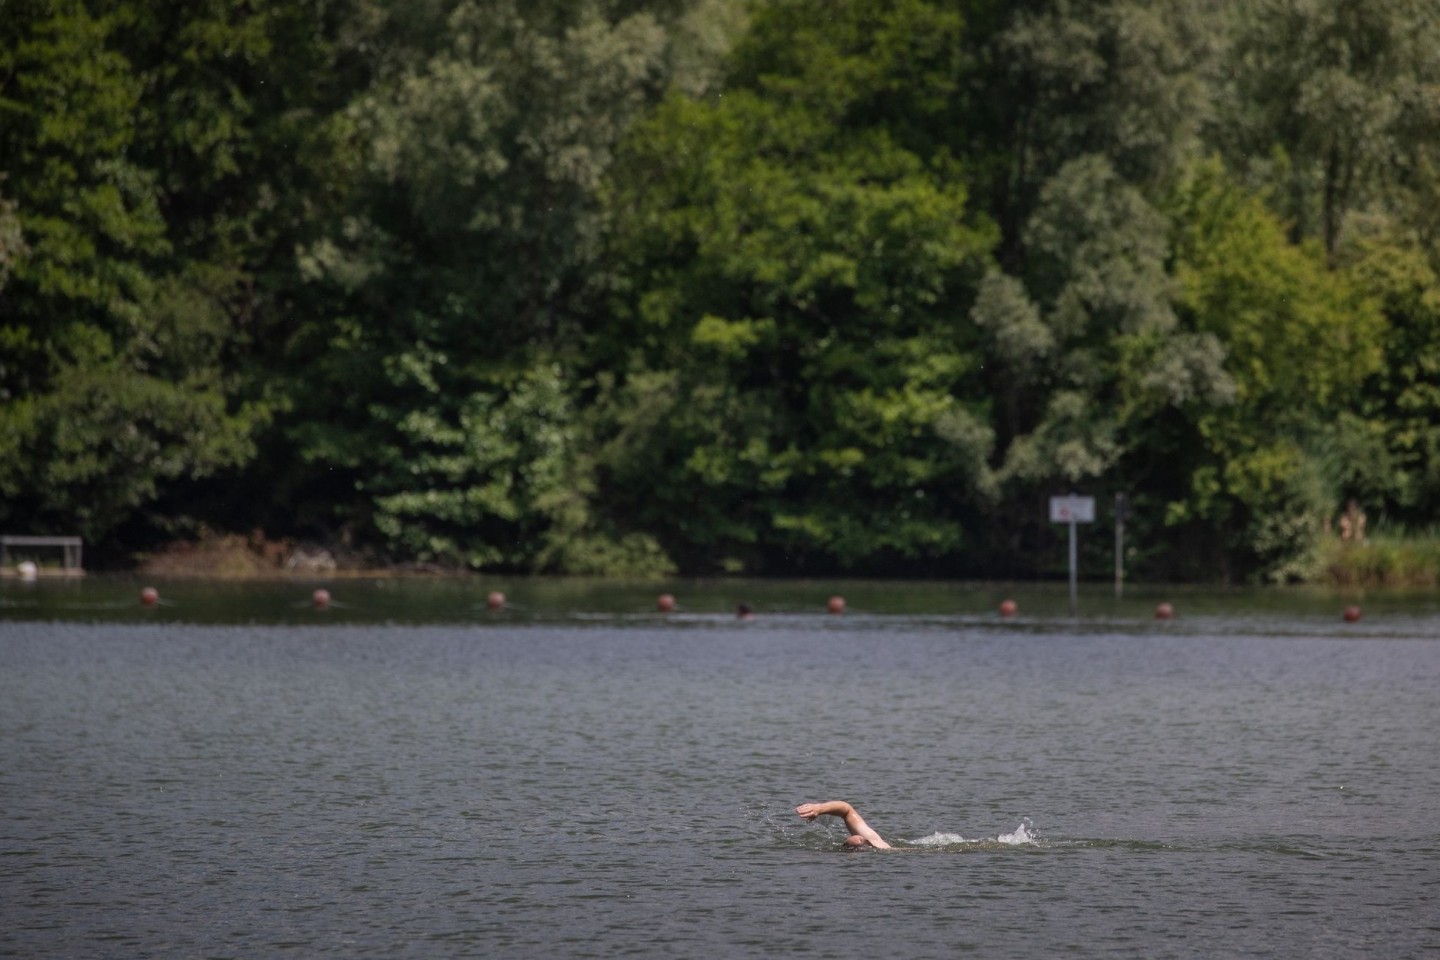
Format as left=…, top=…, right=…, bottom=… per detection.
left=1338, top=500, right=1367, bottom=543
left=736, top=602, right=754, bottom=620
left=795, top=800, right=891, bottom=850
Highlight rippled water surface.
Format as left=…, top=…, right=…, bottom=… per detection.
left=3, top=580, right=1438, bottom=958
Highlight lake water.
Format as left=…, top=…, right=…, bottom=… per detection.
left=2, top=579, right=1438, bottom=958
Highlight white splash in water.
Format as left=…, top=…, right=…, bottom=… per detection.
left=911, top=832, right=969, bottom=846
left=998, top=819, right=1037, bottom=844
left=907, top=819, right=1038, bottom=848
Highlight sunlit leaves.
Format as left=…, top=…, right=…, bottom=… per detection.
left=369, top=363, right=575, bottom=568
left=1024, top=155, right=1176, bottom=340
left=970, top=269, right=1053, bottom=377
left=600, top=0, right=996, bottom=570
left=1160, top=161, right=1386, bottom=574
left=1171, top=163, right=1382, bottom=411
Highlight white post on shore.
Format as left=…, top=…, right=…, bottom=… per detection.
left=1050, top=495, right=1095, bottom=616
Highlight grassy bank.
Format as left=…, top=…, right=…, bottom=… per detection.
left=127, top=525, right=1440, bottom=589
left=1317, top=531, right=1440, bottom=588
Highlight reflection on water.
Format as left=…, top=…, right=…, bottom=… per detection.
left=2, top=598, right=1438, bottom=958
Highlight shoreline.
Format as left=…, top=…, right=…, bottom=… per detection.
left=8, top=530, right=1440, bottom=589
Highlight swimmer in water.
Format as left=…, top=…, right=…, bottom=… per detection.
left=795, top=800, right=892, bottom=849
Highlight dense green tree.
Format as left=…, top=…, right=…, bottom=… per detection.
left=952, top=0, right=1229, bottom=573
left=1162, top=162, right=1385, bottom=578
left=1, top=0, right=1436, bottom=582
left=599, top=0, right=997, bottom=573
left=1347, top=232, right=1440, bottom=523
left=0, top=0, right=260, bottom=542
left=281, top=0, right=742, bottom=569
left=961, top=0, right=1215, bottom=270
left=1217, top=0, right=1440, bottom=259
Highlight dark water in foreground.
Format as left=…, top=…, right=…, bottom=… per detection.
left=2, top=580, right=1438, bottom=958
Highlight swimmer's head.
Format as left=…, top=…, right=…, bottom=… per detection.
left=842, top=835, right=872, bottom=850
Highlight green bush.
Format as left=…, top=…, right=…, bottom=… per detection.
left=1319, top=528, right=1440, bottom=587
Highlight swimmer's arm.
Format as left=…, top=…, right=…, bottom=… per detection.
left=795, top=800, right=892, bottom=849
left=845, top=811, right=892, bottom=849
left=795, top=801, right=851, bottom=821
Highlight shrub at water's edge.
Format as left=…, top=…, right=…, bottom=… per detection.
left=1318, top=530, right=1440, bottom=587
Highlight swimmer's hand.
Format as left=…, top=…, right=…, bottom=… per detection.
left=795, top=803, right=823, bottom=821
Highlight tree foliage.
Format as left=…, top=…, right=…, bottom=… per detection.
left=599, top=0, right=996, bottom=571
left=1162, top=162, right=1384, bottom=577
left=3, top=0, right=1438, bottom=581
left=1217, top=0, right=1440, bottom=259
left=276, top=0, right=738, bottom=570
left=0, top=0, right=261, bottom=543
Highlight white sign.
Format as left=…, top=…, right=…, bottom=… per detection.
left=1050, top=495, right=1095, bottom=524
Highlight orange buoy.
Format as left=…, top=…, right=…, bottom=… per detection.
left=312, top=588, right=331, bottom=609
left=657, top=593, right=676, bottom=613
left=998, top=599, right=1018, bottom=617
left=140, top=586, right=160, bottom=607
left=1342, top=605, right=1362, bottom=623
left=1155, top=602, right=1175, bottom=620
left=487, top=591, right=506, bottom=612
left=827, top=596, right=846, bottom=615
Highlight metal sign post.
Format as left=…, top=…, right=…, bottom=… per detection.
left=1114, top=493, right=1128, bottom=599
left=1049, top=495, right=1095, bottom=616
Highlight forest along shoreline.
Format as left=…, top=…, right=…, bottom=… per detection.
left=5, top=3, right=1440, bottom=586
